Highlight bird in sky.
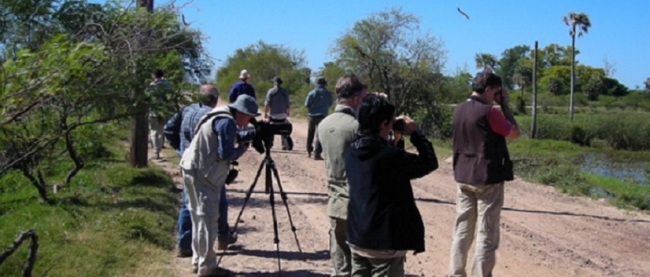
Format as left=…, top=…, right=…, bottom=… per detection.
left=457, top=7, right=470, bottom=20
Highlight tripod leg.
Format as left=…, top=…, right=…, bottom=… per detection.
left=217, top=158, right=265, bottom=268
left=266, top=164, right=283, bottom=276
left=270, top=162, right=303, bottom=254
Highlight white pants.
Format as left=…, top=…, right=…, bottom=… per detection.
left=182, top=168, right=225, bottom=275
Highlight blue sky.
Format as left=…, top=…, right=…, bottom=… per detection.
left=118, top=0, right=650, bottom=89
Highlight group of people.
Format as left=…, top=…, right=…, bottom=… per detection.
left=154, top=68, right=519, bottom=277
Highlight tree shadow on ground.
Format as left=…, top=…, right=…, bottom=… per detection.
left=415, top=197, right=650, bottom=223
left=235, top=247, right=329, bottom=262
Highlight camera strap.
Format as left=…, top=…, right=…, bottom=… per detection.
left=192, top=108, right=233, bottom=136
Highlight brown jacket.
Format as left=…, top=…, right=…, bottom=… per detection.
left=452, top=97, right=514, bottom=184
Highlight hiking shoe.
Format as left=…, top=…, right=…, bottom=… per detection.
left=314, top=153, right=323, bottom=160
left=192, top=264, right=198, bottom=274
left=176, top=248, right=192, bottom=258
left=217, top=232, right=238, bottom=250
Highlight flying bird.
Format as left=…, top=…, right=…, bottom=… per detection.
left=457, top=7, right=470, bottom=20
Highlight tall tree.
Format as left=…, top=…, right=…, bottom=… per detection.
left=330, top=7, right=448, bottom=137
left=474, top=53, right=498, bottom=72
left=563, top=12, right=591, bottom=121
left=644, top=77, right=650, bottom=95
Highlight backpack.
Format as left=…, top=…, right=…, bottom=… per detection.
left=163, top=106, right=186, bottom=151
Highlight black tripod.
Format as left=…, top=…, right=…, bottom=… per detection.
left=216, top=136, right=302, bottom=276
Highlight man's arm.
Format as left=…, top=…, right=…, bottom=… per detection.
left=213, top=118, right=245, bottom=160
left=304, top=91, right=313, bottom=108
left=494, top=90, right=519, bottom=139
left=391, top=129, right=438, bottom=180
left=228, top=83, right=238, bottom=103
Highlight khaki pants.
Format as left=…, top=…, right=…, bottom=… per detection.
left=351, top=252, right=404, bottom=277
left=182, top=168, right=224, bottom=276
left=329, top=217, right=351, bottom=277
left=149, top=116, right=164, bottom=154
left=449, top=182, right=504, bottom=277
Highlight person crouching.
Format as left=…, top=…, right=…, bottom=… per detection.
left=344, top=94, right=439, bottom=277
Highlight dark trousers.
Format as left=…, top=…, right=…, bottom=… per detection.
left=269, top=117, right=293, bottom=150
left=307, top=115, right=325, bottom=154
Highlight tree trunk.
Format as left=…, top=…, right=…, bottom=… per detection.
left=129, top=0, right=154, bottom=168
left=64, top=131, right=84, bottom=185
left=531, top=41, right=538, bottom=139
left=19, top=166, right=50, bottom=204
left=569, top=25, right=576, bottom=122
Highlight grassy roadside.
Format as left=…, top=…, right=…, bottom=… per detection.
left=0, top=142, right=178, bottom=277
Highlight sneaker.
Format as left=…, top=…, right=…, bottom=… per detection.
left=216, top=232, right=238, bottom=250
left=192, top=264, right=198, bottom=274
left=176, top=248, right=192, bottom=258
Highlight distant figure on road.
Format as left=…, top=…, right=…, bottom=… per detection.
left=147, top=69, right=173, bottom=160
left=447, top=70, right=520, bottom=277
left=264, top=76, right=293, bottom=150
left=228, top=69, right=256, bottom=103
left=304, top=77, right=333, bottom=160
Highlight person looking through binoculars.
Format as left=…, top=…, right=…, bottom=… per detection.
left=345, top=94, right=438, bottom=276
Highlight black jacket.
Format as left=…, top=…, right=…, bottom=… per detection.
left=344, top=130, right=438, bottom=254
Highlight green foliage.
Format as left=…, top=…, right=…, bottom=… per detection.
left=508, top=138, right=650, bottom=211
left=517, top=112, right=650, bottom=150
left=330, top=7, right=449, bottom=138
left=0, top=143, right=177, bottom=276
left=215, top=40, right=311, bottom=111
left=1, top=0, right=209, bottom=204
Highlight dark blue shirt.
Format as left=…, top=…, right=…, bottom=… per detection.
left=212, top=117, right=255, bottom=161
left=228, top=81, right=256, bottom=103
left=177, top=103, right=212, bottom=156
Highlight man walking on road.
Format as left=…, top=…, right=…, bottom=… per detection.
left=264, top=76, right=293, bottom=150
left=317, top=74, right=368, bottom=277
left=304, top=76, right=333, bottom=160
left=147, top=69, right=173, bottom=160
left=228, top=69, right=256, bottom=103
left=447, top=70, right=520, bottom=277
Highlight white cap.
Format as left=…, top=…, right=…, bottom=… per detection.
left=239, top=69, right=250, bottom=79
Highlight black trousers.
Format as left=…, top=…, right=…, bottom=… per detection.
left=269, top=117, right=294, bottom=150
left=307, top=115, right=325, bottom=154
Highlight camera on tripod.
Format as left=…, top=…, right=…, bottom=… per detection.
left=239, top=118, right=293, bottom=154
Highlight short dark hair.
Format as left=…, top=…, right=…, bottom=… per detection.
left=199, top=86, right=219, bottom=106
left=471, top=70, right=502, bottom=94
left=335, top=74, right=366, bottom=99
left=316, top=77, right=327, bottom=86
left=153, top=69, right=164, bottom=78
left=357, top=94, right=395, bottom=135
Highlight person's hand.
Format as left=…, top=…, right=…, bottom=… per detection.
left=396, top=115, right=419, bottom=136
left=374, top=92, right=388, bottom=99
left=495, top=89, right=509, bottom=106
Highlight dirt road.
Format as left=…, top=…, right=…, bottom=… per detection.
left=155, top=113, right=650, bottom=277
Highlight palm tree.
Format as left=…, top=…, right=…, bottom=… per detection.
left=474, top=53, right=498, bottom=72
left=563, top=12, right=591, bottom=121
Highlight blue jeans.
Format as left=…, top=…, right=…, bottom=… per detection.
left=177, top=180, right=231, bottom=251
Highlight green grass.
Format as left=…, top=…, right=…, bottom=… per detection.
left=429, top=138, right=650, bottom=211
left=0, top=143, right=178, bottom=277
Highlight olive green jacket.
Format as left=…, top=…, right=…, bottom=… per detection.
left=317, top=104, right=358, bottom=220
